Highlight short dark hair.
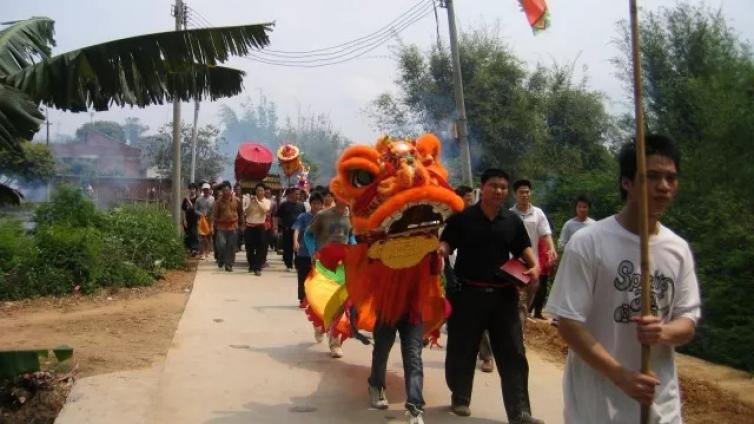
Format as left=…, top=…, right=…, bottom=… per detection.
left=221, top=180, right=232, bottom=189
left=575, top=194, right=592, bottom=208
left=455, top=185, right=473, bottom=197
left=618, top=134, right=680, bottom=200
left=513, top=179, right=532, bottom=191
left=188, top=182, right=198, bottom=189
left=285, top=186, right=299, bottom=196
left=254, top=183, right=266, bottom=191
left=480, top=168, right=510, bottom=185
left=309, top=192, right=324, bottom=204
left=313, top=185, right=332, bottom=197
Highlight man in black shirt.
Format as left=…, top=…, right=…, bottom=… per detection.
left=439, top=168, right=543, bottom=424
left=276, top=187, right=306, bottom=271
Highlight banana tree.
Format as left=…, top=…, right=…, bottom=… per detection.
left=0, top=17, right=272, bottom=153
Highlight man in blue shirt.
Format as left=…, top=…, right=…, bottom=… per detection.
left=293, top=192, right=324, bottom=307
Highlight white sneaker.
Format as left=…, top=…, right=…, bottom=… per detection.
left=406, top=411, right=424, bottom=424
left=368, top=385, right=389, bottom=409
left=314, top=328, right=324, bottom=344
left=330, top=344, right=343, bottom=358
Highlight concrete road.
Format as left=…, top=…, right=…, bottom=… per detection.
left=150, top=253, right=564, bottom=424
left=56, top=252, right=564, bottom=423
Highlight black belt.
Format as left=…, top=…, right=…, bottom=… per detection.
left=462, top=279, right=512, bottom=292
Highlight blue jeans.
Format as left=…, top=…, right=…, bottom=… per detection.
left=215, top=229, right=237, bottom=268
left=368, top=316, right=425, bottom=415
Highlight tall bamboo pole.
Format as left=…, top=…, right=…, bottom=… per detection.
left=629, top=1, right=652, bottom=423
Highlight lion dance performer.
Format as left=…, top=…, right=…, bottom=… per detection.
left=303, top=133, right=464, bottom=424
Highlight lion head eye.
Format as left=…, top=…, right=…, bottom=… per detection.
left=350, top=169, right=375, bottom=188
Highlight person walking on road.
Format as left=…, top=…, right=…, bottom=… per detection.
left=244, top=183, right=271, bottom=276
left=195, top=182, right=215, bottom=260
left=545, top=135, right=701, bottom=423
left=181, top=182, right=200, bottom=256
left=292, top=192, right=324, bottom=307
left=277, top=187, right=306, bottom=272
left=510, top=179, right=557, bottom=316
left=305, top=196, right=353, bottom=359
left=439, top=168, right=544, bottom=424
left=558, top=195, right=595, bottom=249
left=212, top=181, right=244, bottom=272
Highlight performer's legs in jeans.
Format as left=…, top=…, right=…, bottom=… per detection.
left=369, top=317, right=425, bottom=416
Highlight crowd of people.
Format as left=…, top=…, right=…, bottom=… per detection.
left=179, top=134, right=700, bottom=424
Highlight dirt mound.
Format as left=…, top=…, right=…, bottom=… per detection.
left=524, top=319, right=754, bottom=423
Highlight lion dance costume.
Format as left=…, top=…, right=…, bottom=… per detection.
left=303, top=133, right=464, bottom=344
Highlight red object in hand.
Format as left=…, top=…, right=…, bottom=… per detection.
left=500, top=259, right=532, bottom=286
left=235, top=143, right=273, bottom=181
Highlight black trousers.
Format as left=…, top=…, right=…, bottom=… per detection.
left=281, top=227, right=295, bottom=269
left=244, top=226, right=267, bottom=272
left=294, top=256, right=312, bottom=301
left=445, top=285, right=531, bottom=420
left=529, top=274, right=550, bottom=317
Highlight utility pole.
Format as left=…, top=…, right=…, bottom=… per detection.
left=45, top=108, right=50, bottom=146
left=189, top=99, right=200, bottom=182
left=171, top=0, right=186, bottom=233
left=442, top=0, right=473, bottom=186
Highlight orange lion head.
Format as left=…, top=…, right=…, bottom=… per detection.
left=330, top=133, right=464, bottom=238
left=326, top=133, right=464, bottom=331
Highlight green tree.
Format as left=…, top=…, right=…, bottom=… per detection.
left=615, top=3, right=754, bottom=371
left=219, top=95, right=280, bottom=165
left=278, top=113, right=349, bottom=184
left=123, top=117, right=149, bottom=145
left=369, top=28, right=614, bottom=186
left=0, top=142, right=56, bottom=187
left=136, top=123, right=227, bottom=185
left=75, top=120, right=126, bottom=143
left=219, top=95, right=350, bottom=184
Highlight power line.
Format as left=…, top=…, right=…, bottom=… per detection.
left=185, top=1, right=437, bottom=67
left=248, top=5, right=433, bottom=64
left=252, top=2, right=433, bottom=60
left=262, top=0, right=433, bottom=55
left=240, top=7, right=434, bottom=68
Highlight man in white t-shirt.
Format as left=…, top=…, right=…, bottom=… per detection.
left=244, top=183, right=271, bottom=276
left=545, top=134, right=701, bottom=424
left=510, top=179, right=557, bottom=312
left=558, top=194, right=596, bottom=249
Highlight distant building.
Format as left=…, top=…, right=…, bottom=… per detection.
left=49, top=129, right=145, bottom=178
left=49, top=129, right=171, bottom=208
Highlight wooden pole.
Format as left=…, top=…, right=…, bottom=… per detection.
left=444, top=0, right=473, bottom=186
left=170, top=0, right=185, bottom=234
left=629, top=1, right=652, bottom=423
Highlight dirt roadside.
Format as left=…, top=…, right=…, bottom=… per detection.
left=525, top=319, right=754, bottom=424
left=0, top=260, right=197, bottom=423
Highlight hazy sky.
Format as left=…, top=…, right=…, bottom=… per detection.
left=5, top=0, right=754, bottom=143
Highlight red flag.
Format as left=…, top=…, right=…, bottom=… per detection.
left=519, top=0, right=550, bottom=33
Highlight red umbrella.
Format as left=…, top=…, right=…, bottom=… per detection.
left=235, top=143, right=273, bottom=181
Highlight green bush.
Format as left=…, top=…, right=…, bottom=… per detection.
left=33, top=225, right=106, bottom=294
left=0, top=218, right=33, bottom=272
left=103, top=204, right=185, bottom=274
left=34, top=185, right=102, bottom=228
left=1, top=188, right=186, bottom=300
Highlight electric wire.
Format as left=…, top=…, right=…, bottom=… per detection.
left=185, top=1, right=436, bottom=68
left=241, top=7, right=434, bottom=67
